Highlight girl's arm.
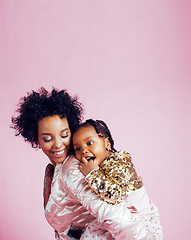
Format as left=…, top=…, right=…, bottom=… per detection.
left=84, top=150, right=143, bottom=204
left=85, top=168, right=124, bottom=204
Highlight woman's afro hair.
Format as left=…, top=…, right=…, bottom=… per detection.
left=11, top=87, right=83, bottom=148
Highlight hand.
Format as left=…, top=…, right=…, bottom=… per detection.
left=79, top=157, right=99, bottom=176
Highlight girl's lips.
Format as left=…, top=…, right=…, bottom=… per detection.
left=85, top=156, right=95, bottom=161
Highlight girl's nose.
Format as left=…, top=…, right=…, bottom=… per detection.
left=82, top=148, right=88, bottom=155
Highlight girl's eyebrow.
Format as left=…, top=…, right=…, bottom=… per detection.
left=73, top=136, right=93, bottom=146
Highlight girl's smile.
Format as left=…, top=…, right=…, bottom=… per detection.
left=73, top=125, right=110, bottom=166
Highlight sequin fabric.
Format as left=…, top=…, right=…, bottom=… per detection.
left=85, top=150, right=143, bottom=204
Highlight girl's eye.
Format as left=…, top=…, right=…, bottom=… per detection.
left=87, top=141, right=93, bottom=146
left=75, top=147, right=81, bottom=152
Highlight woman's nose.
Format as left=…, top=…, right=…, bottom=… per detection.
left=54, top=138, right=62, bottom=148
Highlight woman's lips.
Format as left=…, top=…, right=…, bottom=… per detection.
left=50, top=149, right=66, bottom=157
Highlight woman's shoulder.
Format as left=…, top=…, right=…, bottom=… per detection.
left=61, top=155, right=80, bottom=173
left=52, top=155, right=79, bottom=181
left=59, top=155, right=87, bottom=193
left=59, top=155, right=85, bottom=185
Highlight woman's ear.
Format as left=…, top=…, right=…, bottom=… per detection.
left=105, top=137, right=111, bottom=151
left=37, top=140, right=41, bottom=149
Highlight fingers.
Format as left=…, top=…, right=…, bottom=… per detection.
left=78, top=164, right=86, bottom=176
left=81, top=157, right=88, bottom=164
left=79, top=162, right=84, bottom=167
left=79, top=163, right=84, bottom=171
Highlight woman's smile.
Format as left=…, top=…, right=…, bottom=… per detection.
left=50, top=148, right=67, bottom=157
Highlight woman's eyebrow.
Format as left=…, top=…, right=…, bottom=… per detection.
left=40, top=133, right=51, bottom=136
left=60, top=128, right=69, bottom=133
left=40, top=128, right=69, bottom=136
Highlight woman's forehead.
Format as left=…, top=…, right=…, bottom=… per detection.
left=38, top=115, right=69, bottom=132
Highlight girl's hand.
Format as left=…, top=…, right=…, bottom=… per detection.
left=79, top=157, right=99, bottom=176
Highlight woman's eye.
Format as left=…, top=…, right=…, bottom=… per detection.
left=43, top=138, right=52, bottom=143
left=61, top=134, right=69, bottom=138
left=87, top=141, right=93, bottom=146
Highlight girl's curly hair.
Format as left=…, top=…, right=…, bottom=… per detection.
left=74, top=119, right=117, bottom=153
left=11, top=87, right=83, bottom=148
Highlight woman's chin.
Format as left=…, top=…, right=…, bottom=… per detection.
left=50, top=154, right=69, bottom=165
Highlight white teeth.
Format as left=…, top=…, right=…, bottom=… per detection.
left=86, top=156, right=94, bottom=161
left=53, top=150, right=65, bottom=155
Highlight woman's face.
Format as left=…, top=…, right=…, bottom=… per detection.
left=38, top=115, right=71, bottom=166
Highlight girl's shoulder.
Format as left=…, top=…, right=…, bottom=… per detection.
left=101, top=150, right=132, bottom=168
left=116, top=150, right=131, bottom=158
left=109, top=150, right=132, bottom=162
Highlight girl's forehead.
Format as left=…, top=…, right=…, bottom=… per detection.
left=74, top=125, right=97, bottom=139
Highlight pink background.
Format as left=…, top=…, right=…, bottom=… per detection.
left=0, top=1, right=191, bottom=239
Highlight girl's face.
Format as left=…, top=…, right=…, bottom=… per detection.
left=38, top=115, right=71, bottom=166
left=73, top=126, right=111, bottom=166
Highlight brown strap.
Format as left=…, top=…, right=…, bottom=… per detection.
left=43, top=164, right=55, bottom=209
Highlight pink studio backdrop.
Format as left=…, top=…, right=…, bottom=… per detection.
left=0, top=1, right=191, bottom=239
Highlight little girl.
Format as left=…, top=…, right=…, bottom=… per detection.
left=72, top=119, right=163, bottom=240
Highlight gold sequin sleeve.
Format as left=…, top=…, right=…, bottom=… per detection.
left=85, top=151, right=143, bottom=205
